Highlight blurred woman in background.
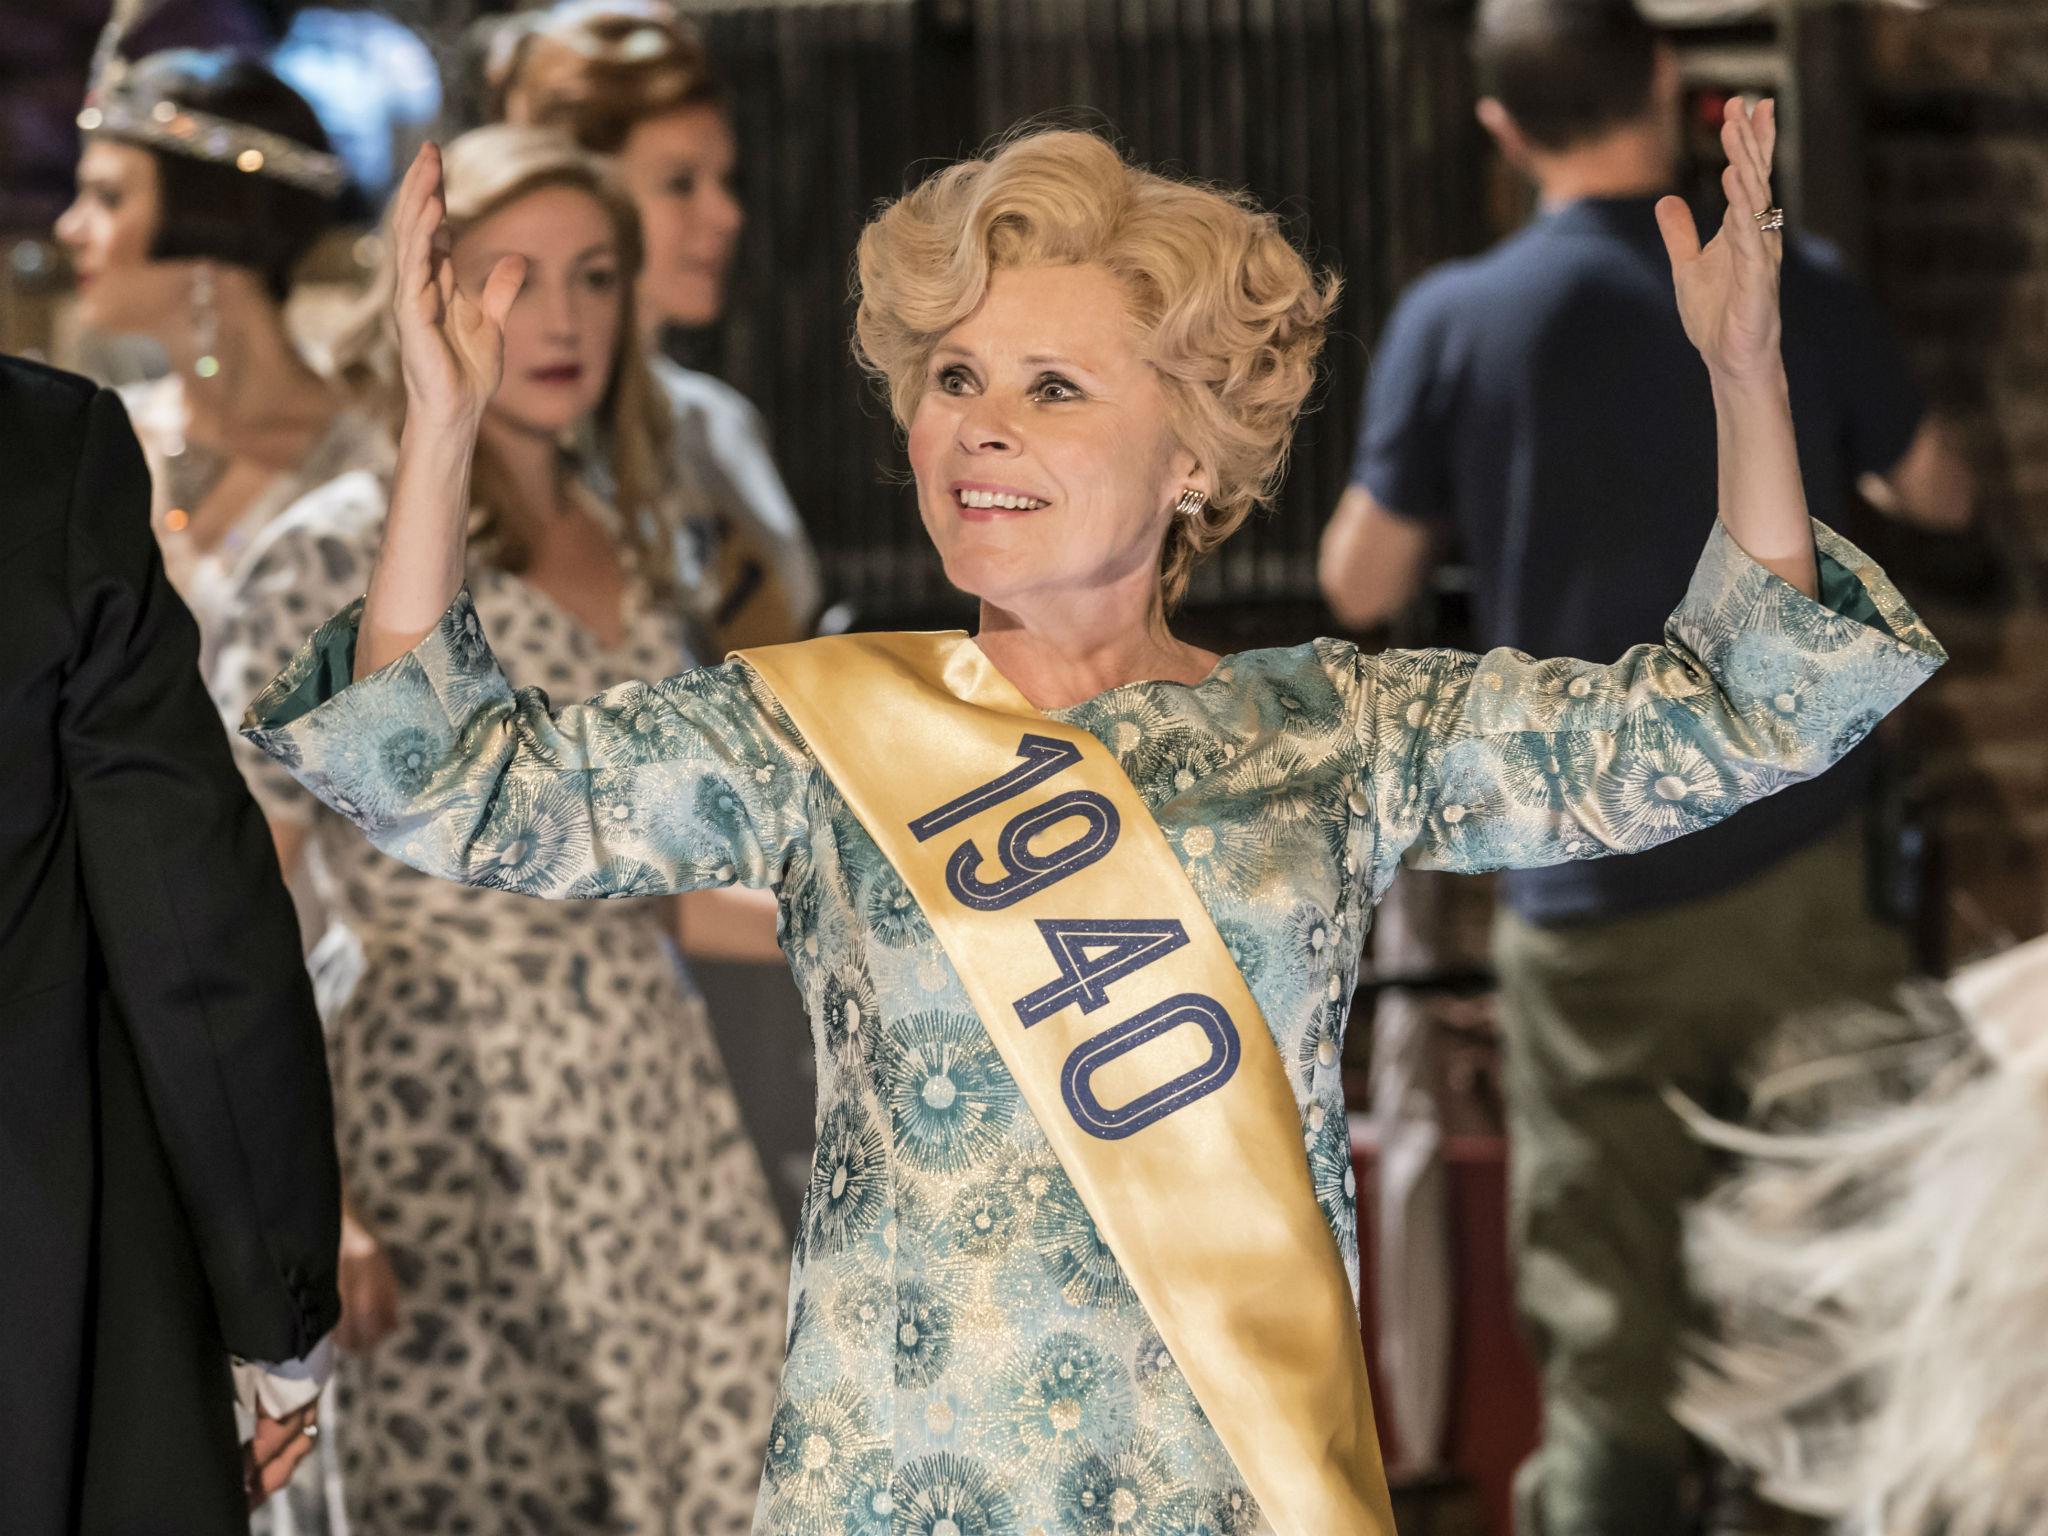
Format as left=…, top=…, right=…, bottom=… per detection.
left=490, top=0, right=820, bottom=654
left=210, top=125, right=787, bottom=1534
left=56, top=49, right=381, bottom=663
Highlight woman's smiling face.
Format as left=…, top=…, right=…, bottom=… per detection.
left=906, top=262, right=1204, bottom=616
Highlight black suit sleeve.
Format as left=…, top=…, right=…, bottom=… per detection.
left=56, top=386, right=341, bottom=1364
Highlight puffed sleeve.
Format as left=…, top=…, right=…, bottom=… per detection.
left=241, top=587, right=814, bottom=898
left=1362, top=519, right=1944, bottom=876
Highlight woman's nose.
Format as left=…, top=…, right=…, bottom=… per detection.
left=957, top=403, right=1017, bottom=454
left=707, top=180, right=742, bottom=237
left=535, top=281, right=578, bottom=338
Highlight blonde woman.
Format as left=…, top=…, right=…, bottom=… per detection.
left=211, top=126, right=785, bottom=1533
left=491, top=0, right=820, bottom=652
left=246, top=115, right=1943, bottom=1535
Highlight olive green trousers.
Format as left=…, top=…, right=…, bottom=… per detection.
left=1496, top=822, right=1909, bottom=1536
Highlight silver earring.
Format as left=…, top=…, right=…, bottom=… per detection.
left=1174, top=488, right=1208, bottom=520
left=191, top=262, right=220, bottom=380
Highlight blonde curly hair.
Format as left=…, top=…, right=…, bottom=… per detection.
left=854, top=128, right=1339, bottom=606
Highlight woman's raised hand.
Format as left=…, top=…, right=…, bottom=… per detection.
left=390, top=142, right=526, bottom=428
left=1656, top=97, right=1784, bottom=384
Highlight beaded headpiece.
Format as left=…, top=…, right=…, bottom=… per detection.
left=76, top=0, right=348, bottom=198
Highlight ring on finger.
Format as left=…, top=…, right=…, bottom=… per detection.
left=1753, top=205, right=1785, bottom=232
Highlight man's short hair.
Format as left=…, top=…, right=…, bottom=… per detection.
left=1474, top=0, right=1662, bottom=153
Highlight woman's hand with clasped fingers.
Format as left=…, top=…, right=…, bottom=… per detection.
left=1656, top=97, right=1785, bottom=386
left=390, top=141, right=526, bottom=430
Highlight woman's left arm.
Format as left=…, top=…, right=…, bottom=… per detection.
left=1382, top=517, right=1943, bottom=878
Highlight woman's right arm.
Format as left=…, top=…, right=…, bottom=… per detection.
left=244, top=604, right=814, bottom=898
left=356, top=142, right=525, bottom=677
left=240, top=145, right=813, bottom=900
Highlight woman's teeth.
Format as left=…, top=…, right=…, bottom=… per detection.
left=958, top=489, right=1047, bottom=510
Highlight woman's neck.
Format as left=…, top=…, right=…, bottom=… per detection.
left=640, top=308, right=669, bottom=359
left=163, top=276, right=333, bottom=456
left=974, top=576, right=1217, bottom=711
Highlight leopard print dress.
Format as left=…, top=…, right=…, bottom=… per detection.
left=210, top=470, right=788, bottom=1535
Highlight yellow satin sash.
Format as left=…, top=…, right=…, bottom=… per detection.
left=738, top=631, right=1394, bottom=1536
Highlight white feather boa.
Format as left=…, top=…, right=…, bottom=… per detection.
left=1677, top=937, right=2048, bottom=1535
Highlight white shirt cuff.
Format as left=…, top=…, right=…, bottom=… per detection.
left=232, top=1334, right=334, bottom=1421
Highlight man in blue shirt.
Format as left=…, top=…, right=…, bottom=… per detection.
left=1320, top=1, right=1973, bottom=1531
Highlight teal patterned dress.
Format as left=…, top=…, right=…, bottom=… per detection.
left=246, top=520, right=1941, bottom=1536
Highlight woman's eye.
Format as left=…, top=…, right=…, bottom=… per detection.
left=936, top=364, right=974, bottom=394
left=1033, top=374, right=1082, bottom=402
left=666, top=173, right=698, bottom=198
left=583, top=268, right=618, bottom=292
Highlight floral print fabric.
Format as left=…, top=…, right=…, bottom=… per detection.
left=245, top=519, right=1941, bottom=1535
